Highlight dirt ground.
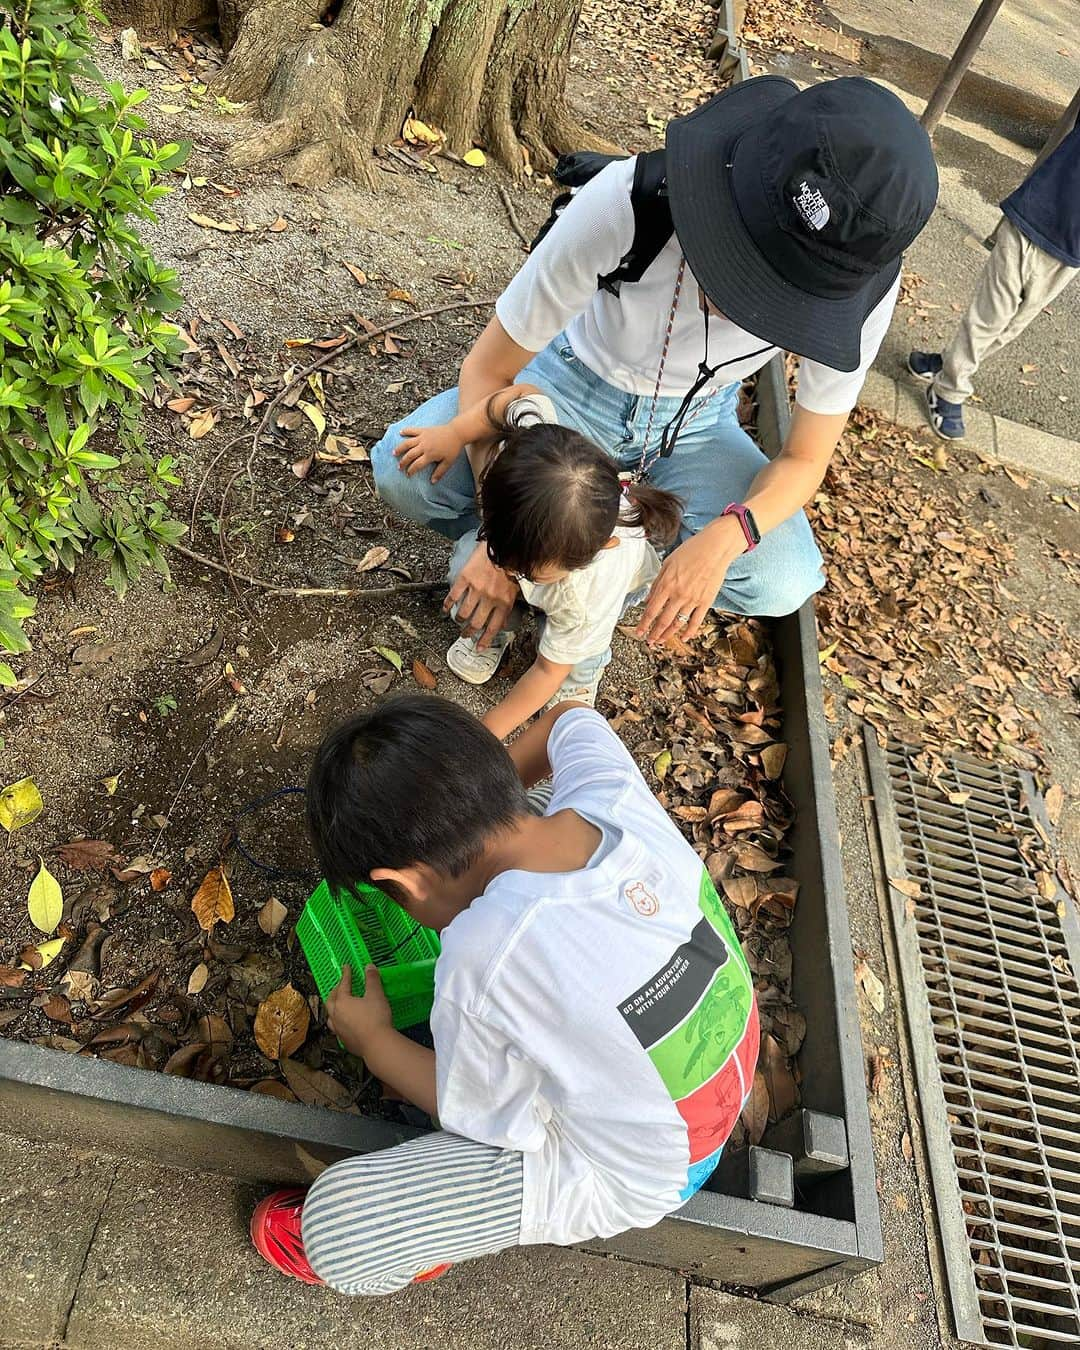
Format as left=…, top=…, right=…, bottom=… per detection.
left=1, top=9, right=1077, bottom=1344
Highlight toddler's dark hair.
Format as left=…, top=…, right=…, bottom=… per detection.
left=307, top=695, right=529, bottom=897
left=477, top=420, right=683, bottom=579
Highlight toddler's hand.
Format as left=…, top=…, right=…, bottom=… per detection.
left=393, top=423, right=465, bottom=481
left=326, top=964, right=393, bottom=1055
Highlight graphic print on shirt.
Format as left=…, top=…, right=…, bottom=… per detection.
left=617, top=870, right=758, bottom=1199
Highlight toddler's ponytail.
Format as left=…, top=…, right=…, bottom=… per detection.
left=621, top=482, right=683, bottom=547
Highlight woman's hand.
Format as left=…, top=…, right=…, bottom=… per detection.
left=636, top=516, right=745, bottom=645
left=393, top=423, right=465, bottom=481
left=445, top=540, right=519, bottom=648
left=326, top=964, right=392, bottom=1056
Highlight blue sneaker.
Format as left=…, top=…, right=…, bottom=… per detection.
left=925, top=387, right=966, bottom=440
left=907, top=350, right=943, bottom=382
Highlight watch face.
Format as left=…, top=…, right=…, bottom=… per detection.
left=744, top=509, right=761, bottom=544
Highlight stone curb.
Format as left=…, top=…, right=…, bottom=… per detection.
left=858, top=368, right=1079, bottom=488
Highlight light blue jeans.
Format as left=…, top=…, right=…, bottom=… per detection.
left=371, top=334, right=825, bottom=617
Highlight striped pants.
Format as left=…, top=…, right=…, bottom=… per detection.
left=301, top=1131, right=524, bottom=1295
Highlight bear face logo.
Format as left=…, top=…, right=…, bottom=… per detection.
left=625, top=881, right=659, bottom=917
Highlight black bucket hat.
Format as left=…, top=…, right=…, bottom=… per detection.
left=666, top=76, right=938, bottom=371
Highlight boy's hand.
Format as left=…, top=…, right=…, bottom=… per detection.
left=325, top=964, right=393, bottom=1055
left=393, top=424, right=465, bottom=481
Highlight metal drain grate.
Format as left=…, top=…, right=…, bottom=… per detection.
left=866, top=734, right=1080, bottom=1349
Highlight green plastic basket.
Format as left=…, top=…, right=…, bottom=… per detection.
left=296, top=879, right=440, bottom=1030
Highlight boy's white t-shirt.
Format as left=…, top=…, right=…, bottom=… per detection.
left=431, top=709, right=758, bottom=1247
left=501, top=392, right=661, bottom=666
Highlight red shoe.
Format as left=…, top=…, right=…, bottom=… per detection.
left=251, top=1188, right=453, bottom=1288
left=413, top=1261, right=452, bottom=1284
left=250, top=1188, right=325, bottom=1285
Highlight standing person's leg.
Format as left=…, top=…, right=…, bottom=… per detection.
left=369, top=387, right=479, bottom=540
left=644, top=394, right=825, bottom=618
left=933, top=220, right=1077, bottom=403
left=300, top=1132, right=524, bottom=1295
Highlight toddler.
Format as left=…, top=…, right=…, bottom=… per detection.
left=396, top=385, right=682, bottom=739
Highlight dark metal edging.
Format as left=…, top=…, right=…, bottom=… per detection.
left=758, top=357, right=885, bottom=1282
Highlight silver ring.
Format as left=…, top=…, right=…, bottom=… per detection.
left=677, top=612, right=691, bottom=623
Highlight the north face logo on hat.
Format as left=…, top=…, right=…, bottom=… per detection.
left=792, top=180, right=830, bottom=232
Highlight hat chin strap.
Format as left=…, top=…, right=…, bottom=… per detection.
left=658, top=302, right=772, bottom=460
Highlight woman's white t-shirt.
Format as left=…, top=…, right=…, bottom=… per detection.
left=431, top=709, right=758, bottom=1246
left=495, top=156, right=899, bottom=415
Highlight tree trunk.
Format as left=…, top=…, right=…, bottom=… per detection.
left=104, top=0, right=619, bottom=187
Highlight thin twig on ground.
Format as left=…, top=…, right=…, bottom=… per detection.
left=497, top=186, right=532, bottom=249
left=168, top=541, right=445, bottom=600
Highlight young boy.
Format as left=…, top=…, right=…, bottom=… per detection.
left=251, top=696, right=757, bottom=1294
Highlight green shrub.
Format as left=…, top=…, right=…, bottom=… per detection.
left=0, top=0, right=189, bottom=682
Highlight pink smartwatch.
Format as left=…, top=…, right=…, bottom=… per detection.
left=721, top=502, right=761, bottom=552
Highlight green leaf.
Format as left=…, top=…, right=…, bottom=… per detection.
left=0, top=663, right=17, bottom=688
left=375, top=646, right=403, bottom=673
left=28, top=857, right=63, bottom=935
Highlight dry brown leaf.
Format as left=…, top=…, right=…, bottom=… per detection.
left=707, top=788, right=746, bottom=819
left=854, top=958, right=886, bottom=1014
left=41, top=993, right=72, bottom=1023
left=268, top=215, right=288, bottom=232
left=254, top=984, right=310, bottom=1060
left=760, top=1032, right=797, bottom=1121
left=354, top=545, right=390, bottom=573
left=166, top=396, right=197, bottom=413
left=721, top=875, right=757, bottom=908
left=163, top=1041, right=208, bottom=1077
left=257, top=897, right=288, bottom=937
left=0, top=966, right=27, bottom=988
left=901, top=1130, right=913, bottom=1162
left=888, top=876, right=921, bottom=899
left=54, top=839, right=119, bottom=872
left=1044, top=783, right=1065, bottom=827
left=150, top=868, right=172, bottom=892
left=759, top=743, right=788, bottom=779
left=412, top=658, right=437, bottom=690
left=250, top=1079, right=298, bottom=1102
left=191, top=865, right=234, bottom=931
left=281, top=1057, right=352, bottom=1108
left=741, top=1069, right=769, bottom=1145
left=187, top=961, right=209, bottom=994
left=343, top=262, right=368, bottom=286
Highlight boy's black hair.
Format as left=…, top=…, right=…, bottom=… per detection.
left=477, top=421, right=682, bottom=580
left=306, top=694, right=530, bottom=895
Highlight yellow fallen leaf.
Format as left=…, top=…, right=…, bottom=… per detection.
left=299, top=402, right=326, bottom=438
left=0, top=777, right=43, bottom=834
left=101, top=775, right=120, bottom=796
left=462, top=148, right=486, bottom=168
left=187, top=212, right=240, bottom=232
left=403, top=116, right=443, bottom=147
left=22, top=936, right=66, bottom=971
left=653, top=749, right=672, bottom=781
left=188, top=407, right=217, bottom=440
left=28, top=858, right=63, bottom=935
